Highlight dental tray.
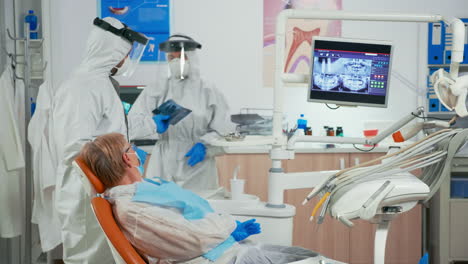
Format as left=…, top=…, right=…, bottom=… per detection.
left=231, top=114, right=264, bottom=125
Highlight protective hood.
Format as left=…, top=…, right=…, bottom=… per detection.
left=79, top=17, right=132, bottom=75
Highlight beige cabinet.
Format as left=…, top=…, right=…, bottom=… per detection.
left=283, top=154, right=349, bottom=262
left=216, top=152, right=422, bottom=264
left=216, top=154, right=279, bottom=201
left=429, top=157, right=468, bottom=264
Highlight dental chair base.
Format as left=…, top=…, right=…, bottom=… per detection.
left=374, top=215, right=393, bottom=264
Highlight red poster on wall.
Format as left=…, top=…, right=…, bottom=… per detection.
left=263, top=0, right=342, bottom=87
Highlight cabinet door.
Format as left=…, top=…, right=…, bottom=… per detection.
left=449, top=201, right=468, bottom=260
left=284, top=153, right=350, bottom=263
left=216, top=154, right=275, bottom=202
left=348, top=153, right=422, bottom=264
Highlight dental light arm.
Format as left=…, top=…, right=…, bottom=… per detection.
left=432, top=69, right=468, bottom=118
left=443, top=17, right=465, bottom=78
left=429, top=18, right=467, bottom=117
left=450, top=75, right=468, bottom=117
left=392, top=120, right=452, bottom=142
left=367, top=108, right=423, bottom=145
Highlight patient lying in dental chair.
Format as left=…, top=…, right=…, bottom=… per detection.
left=79, top=133, right=344, bottom=264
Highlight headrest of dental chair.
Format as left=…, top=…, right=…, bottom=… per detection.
left=74, top=156, right=106, bottom=194
left=330, top=173, right=429, bottom=226
left=91, top=197, right=147, bottom=264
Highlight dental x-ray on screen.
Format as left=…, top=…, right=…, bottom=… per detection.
left=308, top=37, right=393, bottom=108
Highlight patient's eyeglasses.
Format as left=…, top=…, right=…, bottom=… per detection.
left=124, top=144, right=137, bottom=154
left=124, top=144, right=141, bottom=165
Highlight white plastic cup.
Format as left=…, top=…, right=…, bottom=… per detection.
left=230, top=179, right=245, bottom=200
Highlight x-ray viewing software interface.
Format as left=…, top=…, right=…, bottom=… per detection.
left=312, top=49, right=390, bottom=94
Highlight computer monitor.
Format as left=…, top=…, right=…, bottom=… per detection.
left=308, top=36, right=393, bottom=108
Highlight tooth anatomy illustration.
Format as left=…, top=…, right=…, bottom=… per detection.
left=284, top=27, right=320, bottom=72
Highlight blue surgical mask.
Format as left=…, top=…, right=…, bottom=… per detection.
left=137, top=166, right=144, bottom=175
left=134, top=152, right=145, bottom=175
left=135, top=161, right=144, bottom=175
left=128, top=145, right=145, bottom=175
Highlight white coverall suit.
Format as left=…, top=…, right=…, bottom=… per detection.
left=50, top=17, right=130, bottom=263
left=106, top=181, right=343, bottom=264
left=128, top=50, right=232, bottom=192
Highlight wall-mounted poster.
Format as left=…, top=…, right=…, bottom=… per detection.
left=100, top=0, right=170, bottom=62
left=263, top=0, right=342, bottom=87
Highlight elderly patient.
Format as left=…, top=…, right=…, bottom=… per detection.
left=79, top=133, right=342, bottom=264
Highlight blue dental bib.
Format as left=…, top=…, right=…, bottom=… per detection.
left=132, top=178, right=214, bottom=220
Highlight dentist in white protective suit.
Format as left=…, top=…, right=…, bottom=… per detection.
left=128, top=35, right=233, bottom=194
left=49, top=17, right=148, bottom=263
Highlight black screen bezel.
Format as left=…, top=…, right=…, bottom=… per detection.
left=309, top=38, right=392, bottom=107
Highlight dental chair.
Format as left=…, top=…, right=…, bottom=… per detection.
left=73, top=156, right=147, bottom=264
left=301, top=129, right=468, bottom=264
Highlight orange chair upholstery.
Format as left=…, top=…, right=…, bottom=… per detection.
left=74, top=156, right=106, bottom=193
left=91, top=197, right=146, bottom=264
left=74, top=156, right=147, bottom=264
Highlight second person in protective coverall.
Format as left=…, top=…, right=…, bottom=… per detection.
left=128, top=34, right=233, bottom=193
left=49, top=17, right=148, bottom=263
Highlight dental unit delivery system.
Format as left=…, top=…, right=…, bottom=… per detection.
left=209, top=9, right=465, bottom=205
left=206, top=10, right=467, bottom=264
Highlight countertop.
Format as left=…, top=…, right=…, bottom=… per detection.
left=139, top=139, right=468, bottom=156
left=221, top=143, right=399, bottom=154
left=139, top=142, right=407, bottom=154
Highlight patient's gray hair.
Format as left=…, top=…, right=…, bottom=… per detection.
left=80, top=133, right=128, bottom=188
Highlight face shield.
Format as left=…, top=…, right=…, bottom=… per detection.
left=158, top=35, right=202, bottom=80
left=93, top=17, right=149, bottom=77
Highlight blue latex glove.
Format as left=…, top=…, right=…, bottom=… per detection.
left=231, top=219, right=261, bottom=242
left=152, top=114, right=170, bottom=134
left=418, top=253, right=429, bottom=264
left=185, top=142, right=206, bottom=167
